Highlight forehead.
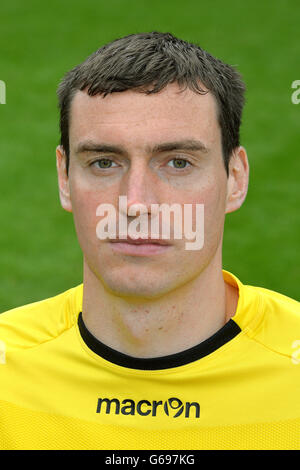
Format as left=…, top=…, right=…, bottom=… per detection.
left=69, top=83, right=221, bottom=151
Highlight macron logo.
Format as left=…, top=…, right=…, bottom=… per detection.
left=96, top=397, right=200, bottom=419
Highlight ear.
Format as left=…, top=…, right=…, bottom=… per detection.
left=225, top=146, right=249, bottom=214
left=56, top=145, right=72, bottom=213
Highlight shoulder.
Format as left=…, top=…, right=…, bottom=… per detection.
left=242, top=283, right=300, bottom=360
left=224, top=270, right=300, bottom=360
left=0, top=284, right=83, bottom=351
left=247, top=283, right=300, bottom=325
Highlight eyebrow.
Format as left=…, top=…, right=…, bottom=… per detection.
left=74, top=139, right=210, bottom=156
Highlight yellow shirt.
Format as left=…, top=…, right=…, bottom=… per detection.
left=0, top=271, right=299, bottom=450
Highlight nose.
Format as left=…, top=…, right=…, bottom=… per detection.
left=119, top=161, right=159, bottom=217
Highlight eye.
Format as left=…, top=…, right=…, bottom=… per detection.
left=93, top=158, right=118, bottom=169
left=167, top=158, right=191, bottom=169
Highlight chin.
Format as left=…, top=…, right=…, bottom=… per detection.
left=100, top=274, right=175, bottom=300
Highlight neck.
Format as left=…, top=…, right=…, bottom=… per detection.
left=81, top=256, right=238, bottom=359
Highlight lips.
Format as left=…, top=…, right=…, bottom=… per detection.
left=108, top=237, right=172, bottom=256
left=110, top=237, right=171, bottom=245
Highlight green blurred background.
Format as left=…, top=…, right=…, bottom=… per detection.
left=0, top=0, right=299, bottom=311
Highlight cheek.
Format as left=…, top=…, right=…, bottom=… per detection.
left=69, top=172, right=119, bottom=225
left=203, top=178, right=226, bottom=212
left=186, top=175, right=227, bottom=243
left=201, top=177, right=227, bottom=246
left=185, top=173, right=227, bottom=214
left=69, top=179, right=108, bottom=245
left=72, top=194, right=98, bottom=250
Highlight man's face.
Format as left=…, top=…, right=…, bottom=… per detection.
left=58, top=83, right=242, bottom=299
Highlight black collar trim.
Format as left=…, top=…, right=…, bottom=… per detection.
left=77, top=312, right=241, bottom=370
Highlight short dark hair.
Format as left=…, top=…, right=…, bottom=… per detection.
left=57, top=32, right=246, bottom=174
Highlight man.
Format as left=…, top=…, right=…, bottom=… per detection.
left=0, top=32, right=299, bottom=450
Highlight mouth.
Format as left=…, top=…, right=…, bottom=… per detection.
left=111, top=237, right=171, bottom=244
left=109, top=237, right=172, bottom=256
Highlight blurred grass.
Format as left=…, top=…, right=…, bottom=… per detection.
left=0, top=0, right=299, bottom=310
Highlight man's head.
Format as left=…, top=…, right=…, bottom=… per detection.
left=57, top=32, right=246, bottom=176
left=56, top=32, right=249, bottom=300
